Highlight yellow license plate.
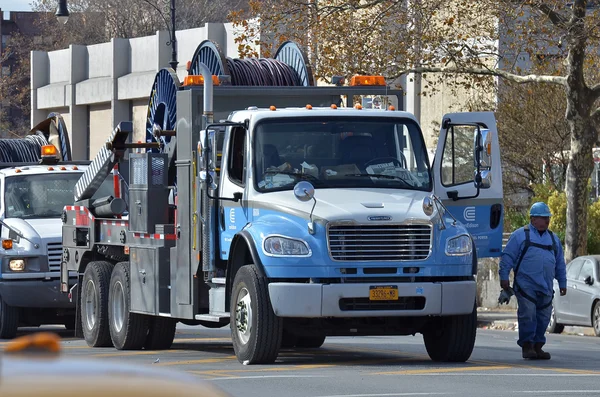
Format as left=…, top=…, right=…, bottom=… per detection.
left=369, top=285, right=398, bottom=301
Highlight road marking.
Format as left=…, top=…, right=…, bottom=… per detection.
left=515, top=391, right=600, bottom=394
left=313, top=393, right=453, bottom=397
left=207, top=374, right=331, bottom=380
left=155, top=356, right=237, bottom=366
left=373, top=365, right=511, bottom=375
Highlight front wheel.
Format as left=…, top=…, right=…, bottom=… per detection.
left=0, top=295, right=18, bottom=339
left=423, top=305, right=477, bottom=362
left=547, top=304, right=564, bottom=334
left=230, top=265, right=282, bottom=364
left=593, top=301, right=600, bottom=337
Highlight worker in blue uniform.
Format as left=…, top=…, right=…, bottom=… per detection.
left=499, top=202, right=567, bottom=359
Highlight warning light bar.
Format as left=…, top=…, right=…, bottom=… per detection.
left=183, top=75, right=220, bottom=86
left=349, top=75, right=386, bottom=86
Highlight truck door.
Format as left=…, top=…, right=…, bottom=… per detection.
left=218, top=126, right=250, bottom=259
left=432, top=112, right=503, bottom=258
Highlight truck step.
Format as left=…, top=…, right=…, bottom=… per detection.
left=211, top=277, right=226, bottom=285
left=195, top=313, right=229, bottom=322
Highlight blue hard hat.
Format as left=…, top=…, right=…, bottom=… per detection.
left=529, top=202, right=552, bottom=217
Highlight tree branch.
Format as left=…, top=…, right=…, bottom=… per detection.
left=530, top=2, right=570, bottom=30
left=391, top=66, right=567, bottom=86
left=591, top=83, right=600, bottom=102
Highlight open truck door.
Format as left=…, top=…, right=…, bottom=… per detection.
left=433, top=112, right=503, bottom=258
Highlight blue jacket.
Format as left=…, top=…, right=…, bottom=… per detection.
left=499, top=223, right=567, bottom=296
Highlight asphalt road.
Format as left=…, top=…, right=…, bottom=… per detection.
left=2, top=324, right=600, bottom=397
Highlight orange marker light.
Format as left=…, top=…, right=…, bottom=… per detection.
left=15, top=169, right=21, bottom=173
left=349, top=75, right=386, bottom=86
left=306, top=104, right=313, bottom=110
left=41, top=144, right=58, bottom=157
left=354, top=104, right=363, bottom=110
left=182, top=75, right=220, bottom=86
left=388, top=105, right=396, bottom=111
left=72, top=166, right=78, bottom=170
left=331, top=104, right=338, bottom=109
left=47, top=167, right=54, bottom=171
left=2, top=239, right=13, bottom=250
left=269, top=106, right=277, bottom=111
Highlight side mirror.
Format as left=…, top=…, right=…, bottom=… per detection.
left=473, top=128, right=492, bottom=170
left=474, top=169, right=492, bottom=189
left=585, top=275, right=594, bottom=285
left=293, top=181, right=315, bottom=202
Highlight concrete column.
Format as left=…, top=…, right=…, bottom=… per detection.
left=405, top=72, right=421, bottom=124
left=156, top=30, right=171, bottom=71
left=30, top=51, right=49, bottom=128
left=111, top=38, right=131, bottom=131
left=68, top=45, right=89, bottom=159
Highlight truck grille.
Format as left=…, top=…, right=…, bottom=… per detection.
left=47, top=242, right=62, bottom=272
left=327, top=223, right=432, bottom=261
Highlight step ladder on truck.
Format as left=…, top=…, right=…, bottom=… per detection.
left=60, top=40, right=504, bottom=364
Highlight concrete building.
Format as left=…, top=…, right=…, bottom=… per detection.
left=31, top=23, right=243, bottom=160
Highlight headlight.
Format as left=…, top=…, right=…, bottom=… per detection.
left=445, top=235, right=472, bottom=256
left=9, top=259, right=26, bottom=271
left=263, top=236, right=311, bottom=256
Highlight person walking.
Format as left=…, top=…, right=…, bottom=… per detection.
left=499, top=202, right=567, bottom=360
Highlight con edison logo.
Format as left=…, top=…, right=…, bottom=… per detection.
left=368, top=216, right=392, bottom=221
left=463, top=207, right=476, bottom=222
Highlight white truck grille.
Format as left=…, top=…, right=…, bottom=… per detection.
left=327, top=223, right=432, bottom=261
left=47, top=242, right=63, bottom=272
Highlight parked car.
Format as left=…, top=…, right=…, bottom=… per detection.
left=548, top=255, right=600, bottom=336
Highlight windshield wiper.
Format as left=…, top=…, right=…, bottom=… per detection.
left=345, top=173, right=412, bottom=186
left=264, top=170, right=322, bottom=184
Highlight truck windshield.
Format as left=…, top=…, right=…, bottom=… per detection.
left=253, top=117, right=432, bottom=192
left=4, top=172, right=114, bottom=219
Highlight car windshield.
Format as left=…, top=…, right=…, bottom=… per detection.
left=253, top=116, right=432, bottom=192
left=4, top=172, right=115, bottom=219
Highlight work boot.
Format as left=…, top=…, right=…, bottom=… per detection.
left=534, top=342, right=551, bottom=360
left=521, top=342, right=537, bottom=359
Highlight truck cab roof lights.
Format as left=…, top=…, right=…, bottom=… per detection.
left=349, top=75, right=386, bottom=86
left=183, top=75, right=220, bottom=87
left=270, top=106, right=276, bottom=111
left=331, top=104, right=338, bottom=109
left=41, top=144, right=58, bottom=157
left=354, top=104, right=363, bottom=110
left=14, top=169, right=21, bottom=173
left=388, top=105, right=396, bottom=111
left=306, top=104, right=313, bottom=110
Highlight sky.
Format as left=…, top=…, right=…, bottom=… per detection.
left=1, top=0, right=33, bottom=12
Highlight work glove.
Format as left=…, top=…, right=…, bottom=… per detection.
left=498, top=287, right=515, bottom=305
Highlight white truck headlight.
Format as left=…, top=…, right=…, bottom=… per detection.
left=263, top=236, right=311, bottom=256
left=445, top=235, right=472, bottom=256
left=9, top=259, right=26, bottom=271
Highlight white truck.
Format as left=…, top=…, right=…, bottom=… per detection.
left=0, top=115, right=114, bottom=338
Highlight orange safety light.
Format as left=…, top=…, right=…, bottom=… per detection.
left=349, top=75, right=386, bottom=86
left=354, top=103, right=363, bottom=110
left=306, top=104, right=313, bottom=110
left=388, top=105, right=396, bottom=111
left=2, top=239, right=13, bottom=250
left=60, top=166, right=67, bottom=170
left=183, top=75, right=220, bottom=86
left=47, top=167, right=54, bottom=171
left=14, top=169, right=21, bottom=173
left=269, top=105, right=277, bottom=111
left=41, top=144, right=58, bottom=157
left=72, top=166, right=78, bottom=170
left=331, top=104, right=338, bottom=109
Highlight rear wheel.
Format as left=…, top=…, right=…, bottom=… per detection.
left=0, top=295, right=18, bottom=339
left=108, top=262, right=149, bottom=350
left=145, top=317, right=177, bottom=350
left=423, top=305, right=477, bottom=362
left=81, top=261, right=114, bottom=347
left=230, top=265, right=282, bottom=364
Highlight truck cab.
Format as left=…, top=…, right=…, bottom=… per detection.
left=0, top=151, right=115, bottom=339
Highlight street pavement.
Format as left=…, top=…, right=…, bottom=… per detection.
left=2, top=313, right=600, bottom=397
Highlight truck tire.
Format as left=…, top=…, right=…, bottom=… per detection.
left=0, top=295, right=18, bottom=339
left=81, top=261, right=114, bottom=347
left=145, top=317, right=177, bottom=350
left=230, top=264, right=282, bottom=364
left=423, top=305, right=477, bottom=362
left=108, top=262, right=149, bottom=350
left=296, top=335, right=326, bottom=349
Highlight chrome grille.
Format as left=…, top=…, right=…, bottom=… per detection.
left=47, top=242, right=62, bottom=272
left=327, top=223, right=432, bottom=261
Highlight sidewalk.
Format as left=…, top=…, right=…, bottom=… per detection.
left=476, top=308, right=596, bottom=336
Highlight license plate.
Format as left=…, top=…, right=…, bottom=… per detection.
left=369, top=285, right=398, bottom=301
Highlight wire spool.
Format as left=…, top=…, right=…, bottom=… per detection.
left=188, top=40, right=315, bottom=87
left=0, top=113, right=72, bottom=164
left=145, top=68, right=181, bottom=153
